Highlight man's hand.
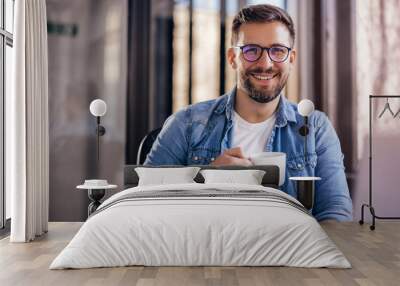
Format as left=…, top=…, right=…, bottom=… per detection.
left=211, top=147, right=253, bottom=166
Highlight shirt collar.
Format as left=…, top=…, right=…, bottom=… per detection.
left=214, top=86, right=297, bottom=126
left=275, top=95, right=297, bottom=126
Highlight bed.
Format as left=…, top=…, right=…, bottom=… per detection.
left=50, top=165, right=350, bottom=269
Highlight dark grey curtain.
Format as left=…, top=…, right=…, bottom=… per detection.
left=126, top=0, right=174, bottom=164
left=126, top=0, right=151, bottom=164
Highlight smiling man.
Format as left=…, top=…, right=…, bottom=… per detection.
left=145, top=4, right=353, bottom=222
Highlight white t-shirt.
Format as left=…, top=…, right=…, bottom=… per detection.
left=231, top=111, right=277, bottom=158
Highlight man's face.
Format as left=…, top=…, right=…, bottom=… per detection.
left=228, top=21, right=296, bottom=103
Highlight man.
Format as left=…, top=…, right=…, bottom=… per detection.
left=145, top=4, right=353, bottom=222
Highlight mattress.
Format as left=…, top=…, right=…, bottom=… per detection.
left=50, top=183, right=350, bottom=269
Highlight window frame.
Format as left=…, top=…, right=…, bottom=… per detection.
left=0, top=0, right=14, bottom=231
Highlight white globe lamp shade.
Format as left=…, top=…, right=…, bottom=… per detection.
left=298, top=99, right=315, bottom=117
left=90, top=99, right=107, bottom=117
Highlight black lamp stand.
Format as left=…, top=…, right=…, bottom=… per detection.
left=87, top=117, right=106, bottom=217
left=96, top=116, right=106, bottom=162
left=88, top=189, right=106, bottom=217
left=296, top=116, right=315, bottom=210
left=299, top=116, right=309, bottom=162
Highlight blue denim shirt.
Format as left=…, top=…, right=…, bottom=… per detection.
left=145, top=88, right=353, bottom=221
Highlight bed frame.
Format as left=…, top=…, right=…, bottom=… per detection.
left=124, top=165, right=280, bottom=189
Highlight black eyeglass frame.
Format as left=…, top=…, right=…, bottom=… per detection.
left=235, top=44, right=292, bottom=63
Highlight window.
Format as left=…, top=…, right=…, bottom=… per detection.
left=173, top=0, right=232, bottom=112
left=1, top=0, right=14, bottom=230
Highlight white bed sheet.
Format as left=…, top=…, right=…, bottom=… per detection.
left=50, top=183, right=350, bottom=269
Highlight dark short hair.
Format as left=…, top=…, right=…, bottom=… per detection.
left=231, top=4, right=295, bottom=47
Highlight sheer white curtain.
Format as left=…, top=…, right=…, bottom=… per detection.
left=356, top=0, right=400, bottom=158
left=7, top=0, right=49, bottom=242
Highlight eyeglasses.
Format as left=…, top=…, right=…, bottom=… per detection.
left=235, top=44, right=292, bottom=63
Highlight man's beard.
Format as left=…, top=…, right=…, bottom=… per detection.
left=241, top=68, right=288, bottom=103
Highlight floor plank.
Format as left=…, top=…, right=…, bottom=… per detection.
left=0, top=221, right=399, bottom=286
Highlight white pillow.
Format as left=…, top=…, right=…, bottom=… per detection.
left=135, top=167, right=201, bottom=186
left=200, top=169, right=266, bottom=185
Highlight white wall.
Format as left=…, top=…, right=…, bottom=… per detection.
left=353, top=134, right=400, bottom=222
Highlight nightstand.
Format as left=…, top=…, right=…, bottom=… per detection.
left=77, top=180, right=117, bottom=217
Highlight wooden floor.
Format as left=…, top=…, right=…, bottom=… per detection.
left=0, top=221, right=399, bottom=286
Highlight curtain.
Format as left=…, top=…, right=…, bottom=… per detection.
left=356, top=0, right=400, bottom=158
left=7, top=0, right=49, bottom=242
left=352, top=0, right=400, bottom=222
